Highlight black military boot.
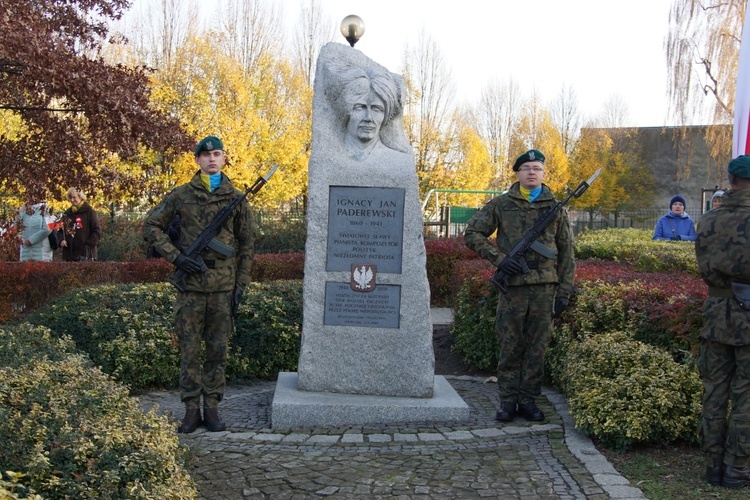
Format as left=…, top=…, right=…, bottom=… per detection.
left=722, top=464, right=750, bottom=488
left=495, top=402, right=517, bottom=422
left=177, top=407, right=202, bottom=434
left=705, top=455, right=724, bottom=486
left=517, top=401, right=545, bottom=422
left=706, top=465, right=723, bottom=486
left=203, top=398, right=226, bottom=432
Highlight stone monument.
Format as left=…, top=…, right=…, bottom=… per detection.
left=272, top=42, right=468, bottom=428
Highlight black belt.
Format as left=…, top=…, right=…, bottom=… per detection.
left=201, top=258, right=235, bottom=269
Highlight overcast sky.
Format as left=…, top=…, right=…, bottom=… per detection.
left=124, top=0, right=681, bottom=127
left=310, top=0, right=676, bottom=127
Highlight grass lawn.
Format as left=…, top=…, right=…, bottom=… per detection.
left=599, top=442, right=750, bottom=499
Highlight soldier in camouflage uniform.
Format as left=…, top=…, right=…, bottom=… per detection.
left=695, top=155, right=750, bottom=488
left=464, top=149, right=575, bottom=423
left=143, top=136, right=255, bottom=433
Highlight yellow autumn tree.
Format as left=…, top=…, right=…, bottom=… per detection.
left=508, top=95, right=570, bottom=194
left=147, top=34, right=311, bottom=208
left=570, top=128, right=655, bottom=221
left=426, top=114, right=495, bottom=209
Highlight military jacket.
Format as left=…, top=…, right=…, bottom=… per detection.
left=464, top=182, right=575, bottom=298
left=143, top=172, right=255, bottom=293
left=695, top=189, right=750, bottom=345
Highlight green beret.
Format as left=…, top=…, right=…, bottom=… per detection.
left=513, top=149, right=546, bottom=171
left=728, top=155, right=750, bottom=179
left=194, top=136, right=224, bottom=156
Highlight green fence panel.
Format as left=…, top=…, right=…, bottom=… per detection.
left=449, top=206, right=478, bottom=224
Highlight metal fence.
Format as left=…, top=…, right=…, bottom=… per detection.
left=104, top=206, right=701, bottom=248
left=567, top=209, right=701, bottom=235
left=422, top=207, right=703, bottom=238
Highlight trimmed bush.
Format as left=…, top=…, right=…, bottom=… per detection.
left=448, top=256, right=494, bottom=307
left=555, top=264, right=706, bottom=362
left=575, top=228, right=698, bottom=275
left=565, top=332, right=701, bottom=451
left=450, top=271, right=498, bottom=372
left=424, top=237, right=482, bottom=306
left=0, top=323, right=196, bottom=498
left=0, top=255, right=306, bottom=324
left=231, top=280, right=303, bottom=379
left=0, top=471, right=43, bottom=499
left=24, top=283, right=179, bottom=390
left=24, top=281, right=303, bottom=389
left=250, top=252, right=305, bottom=282
left=0, top=260, right=172, bottom=323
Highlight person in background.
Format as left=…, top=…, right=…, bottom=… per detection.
left=694, top=155, right=750, bottom=488
left=143, top=136, right=255, bottom=434
left=464, top=149, right=575, bottom=423
left=58, top=188, right=101, bottom=261
left=652, top=195, right=697, bottom=241
left=711, top=189, right=725, bottom=210
left=15, top=202, right=54, bottom=262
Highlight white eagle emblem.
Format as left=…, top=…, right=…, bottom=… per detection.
left=528, top=150, right=535, bottom=160
left=351, top=264, right=376, bottom=292
left=354, top=265, right=373, bottom=289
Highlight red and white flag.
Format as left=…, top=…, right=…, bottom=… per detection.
left=734, top=3, right=750, bottom=157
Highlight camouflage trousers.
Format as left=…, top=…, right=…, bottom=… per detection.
left=495, top=283, right=555, bottom=404
left=175, top=290, right=232, bottom=407
left=699, top=338, right=750, bottom=467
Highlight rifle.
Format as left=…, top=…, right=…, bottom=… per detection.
left=167, top=164, right=278, bottom=292
left=489, top=169, right=601, bottom=293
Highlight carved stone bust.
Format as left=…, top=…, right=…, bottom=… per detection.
left=316, top=43, right=413, bottom=168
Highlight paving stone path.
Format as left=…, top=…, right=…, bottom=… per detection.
left=139, top=377, right=644, bottom=499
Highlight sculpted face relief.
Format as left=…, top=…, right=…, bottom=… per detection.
left=347, top=90, right=386, bottom=145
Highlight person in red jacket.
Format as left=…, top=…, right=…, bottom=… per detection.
left=59, top=188, right=102, bottom=261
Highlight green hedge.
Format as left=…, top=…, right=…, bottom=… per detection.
left=574, top=228, right=698, bottom=275
left=564, top=332, right=701, bottom=451
left=450, top=247, right=707, bottom=450
left=24, top=281, right=303, bottom=390
left=0, top=323, right=196, bottom=498
left=451, top=273, right=497, bottom=372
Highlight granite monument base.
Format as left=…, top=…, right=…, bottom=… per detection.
left=271, top=372, right=470, bottom=429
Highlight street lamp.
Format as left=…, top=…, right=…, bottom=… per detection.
left=340, top=15, right=364, bottom=47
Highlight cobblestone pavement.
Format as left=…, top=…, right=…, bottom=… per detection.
left=139, top=377, right=644, bottom=499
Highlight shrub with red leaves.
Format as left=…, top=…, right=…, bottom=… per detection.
left=0, top=254, right=309, bottom=323
left=424, top=237, right=482, bottom=306
left=571, top=258, right=707, bottom=358
left=0, top=260, right=173, bottom=323
left=450, top=259, right=494, bottom=305
left=250, top=252, right=305, bottom=282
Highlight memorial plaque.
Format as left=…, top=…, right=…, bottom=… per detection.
left=326, top=186, right=405, bottom=273
left=324, top=282, right=401, bottom=328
